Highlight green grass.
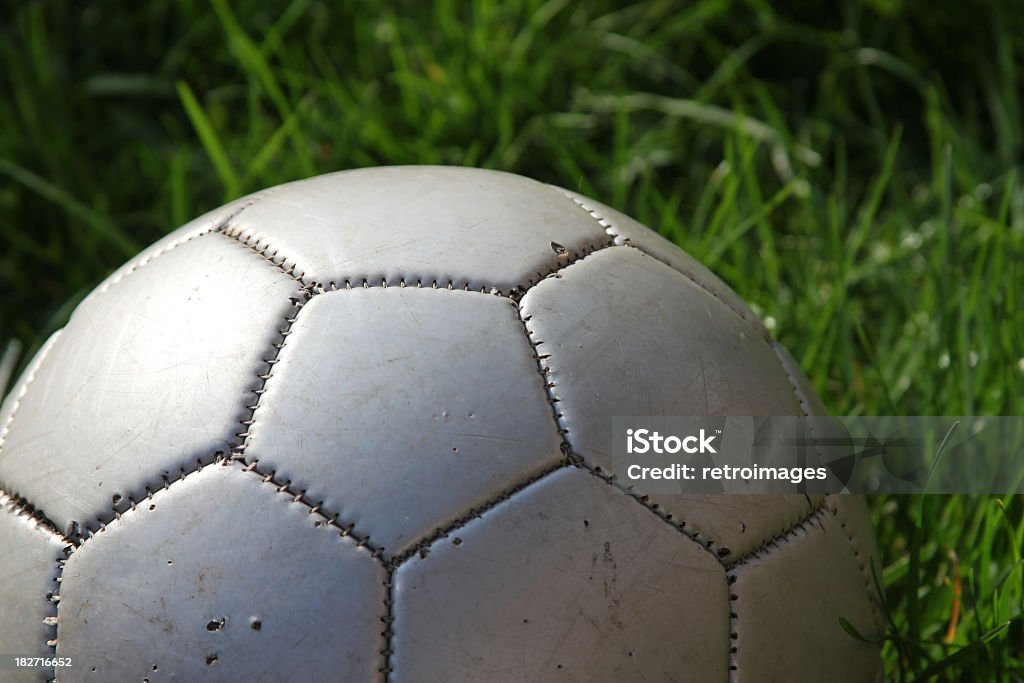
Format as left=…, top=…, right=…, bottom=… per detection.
left=1, top=1, right=1022, bottom=679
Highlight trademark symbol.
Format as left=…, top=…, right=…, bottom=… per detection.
left=716, top=429, right=722, bottom=434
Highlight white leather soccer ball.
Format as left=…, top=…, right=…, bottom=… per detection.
left=0, top=167, right=881, bottom=681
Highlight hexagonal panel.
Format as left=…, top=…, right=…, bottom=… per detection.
left=520, top=246, right=815, bottom=558
left=57, top=462, right=385, bottom=681
left=729, top=510, right=881, bottom=681
left=244, top=288, right=562, bottom=556
left=0, top=233, right=301, bottom=535
left=224, top=167, right=609, bottom=291
left=391, top=467, right=729, bottom=682
left=0, top=492, right=65, bottom=682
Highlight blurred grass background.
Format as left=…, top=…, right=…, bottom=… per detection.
left=1, top=0, right=1021, bottom=679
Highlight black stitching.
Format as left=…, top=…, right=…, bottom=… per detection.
left=215, top=226, right=313, bottom=288
left=0, top=489, right=71, bottom=677
left=379, top=568, right=395, bottom=680
left=724, top=502, right=830, bottom=677
left=0, top=487, right=76, bottom=547
left=232, top=456, right=384, bottom=559
left=515, top=270, right=725, bottom=563
left=828, top=496, right=885, bottom=630
left=724, top=502, right=829, bottom=572
left=80, top=451, right=228, bottom=543
left=514, top=300, right=574, bottom=451
left=389, top=460, right=568, bottom=568
left=230, top=293, right=312, bottom=457
left=217, top=222, right=613, bottom=301
left=311, top=240, right=612, bottom=300
left=770, top=341, right=828, bottom=469
left=573, top=458, right=724, bottom=563
left=45, top=553, right=63, bottom=677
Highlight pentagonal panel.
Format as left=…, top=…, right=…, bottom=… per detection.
left=57, top=462, right=384, bottom=682
left=224, top=167, right=609, bottom=292
left=391, top=467, right=729, bottom=682
left=0, top=492, right=66, bottom=682
left=520, top=246, right=814, bottom=558
left=244, top=288, right=562, bottom=556
left=0, top=234, right=300, bottom=534
left=553, top=187, right=767, bottom=338
left=730, top=509, right=881, bottom=682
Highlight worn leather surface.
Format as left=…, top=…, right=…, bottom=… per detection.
left=392, top=467, right=729, bottom=682
left=554, top=187, right=769, bottom=339
left=56, top=462, right=385, bottom=681
left=520, top=246, right=824, bottom=562
left=729, top=509, right=881, bottom=682
left=244, top=288, right=561, bottom=556
left=0, top=234, right=300, bottom=534
left=0, top=490, right=65, bottom=683
left=0, top=166, right=881, bottom=681
left=224, top=166, right=610, bottom=292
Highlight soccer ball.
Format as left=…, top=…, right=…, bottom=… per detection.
left=0, top=167, right=881, bottom=681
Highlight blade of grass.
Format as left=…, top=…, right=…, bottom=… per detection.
left=176, top=80, right=240, bottom=199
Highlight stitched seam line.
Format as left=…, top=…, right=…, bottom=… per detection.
left=229, top=292, right=311, bottom=457
left=0, top=489, right=72, bottom=672
left=515, top=302, right=574, bottom=454
left=51, top=449, right=228, bottom=677
left=380, top=568, right=395, bottom=680
left=234, top=456, right=382, bottom=556
left=92, top=198, right=263, bottom=297
left=77, top=451, right=227, bottom=543
left=828, top=496, right=885, bottom=631
left=70, top=449, right=385, bottom=553
left=516, top=288, right=722, bottom=564
left=727, top=570, right=739, bottom=679
left=770, top=338, right=837, bottom=534
left=46, top=551, right=63, bottom=673
left=724, top=502, right=829, bottom=571
left=391, top=460, right=568, bottom=568
left=723, top=503, right=830, bottom=678
left=550, top=186, right=623, bottom=242
left=549, top=185, right=766, bottom=334
left=0, top=487, right=75, bottom=546
left=215, top=225, right=314, bottom=288
left=0, top=329, right=62, bottom=455
left=214, top=233, right=614, bottom=300
left=573, top=458, right=724, bottom=563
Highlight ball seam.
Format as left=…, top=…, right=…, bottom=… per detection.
left=0, top=328, right=63, bottom=456
left=549, top=185, right=765, bottom=334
